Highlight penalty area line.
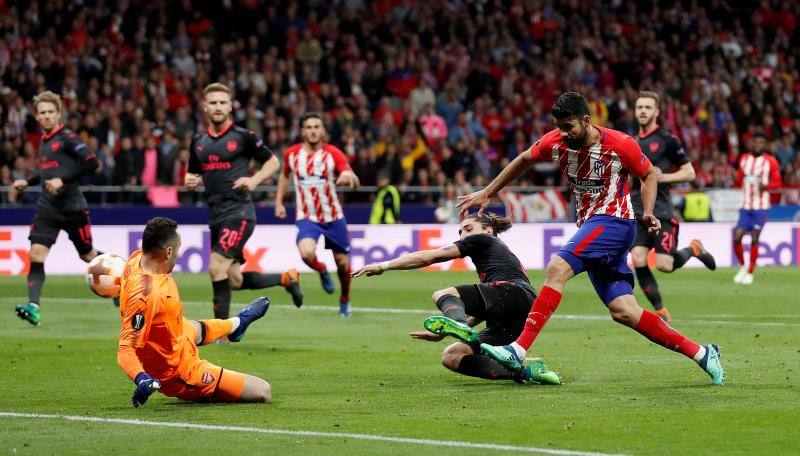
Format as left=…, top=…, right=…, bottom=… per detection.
left=0, top=412, right=624, bottom=456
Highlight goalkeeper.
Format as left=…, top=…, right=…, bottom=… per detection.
left=352, top=212, right=562, bottom=385
left=117, top=217, right=271, bottom=407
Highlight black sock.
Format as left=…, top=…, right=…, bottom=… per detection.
left=212, top=279, right=231, bottom=319
left=27, top=261, right=45, bottom=306
left=672, top=247, right=693, bottom=270
left=635, top=266, right=663, bottom=310
left=240, top=272, right=282, bottom=289
left=457, top=354, right=519, bottom=380
left=435, top=295, right=468, bottom=323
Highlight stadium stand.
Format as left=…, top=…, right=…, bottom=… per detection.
left=0, top=0, right=797, bottom=207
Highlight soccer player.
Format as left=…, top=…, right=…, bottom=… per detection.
left=275, top=112, right=360, bottom=316
left=732, top=132, right=782, bottom=285
left=352, top=212, right=561, bottom=385
left=185, top=83, right=303, bottom=319
left=458, top=92, right=725, bottom=385
left=629, top=92, right=716, bottom=322
left=12, top=91, right=111, bottom=326
left=118, top=217, right=271, bottom=406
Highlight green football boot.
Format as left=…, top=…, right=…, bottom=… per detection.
left=15, top=304, right=41, bottom=326
left=516, top=359, right=563, bottom=385
left=699, top=344, right=725, bottom=386
left=423, top=316, right=478, bottom=342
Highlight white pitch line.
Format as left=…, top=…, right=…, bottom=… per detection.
left=0, top=412, right=623, bottom=456
left=0, top=297, right=797, bottom=327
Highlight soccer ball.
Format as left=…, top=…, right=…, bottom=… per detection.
left=86, top=253, right=127, bottom=298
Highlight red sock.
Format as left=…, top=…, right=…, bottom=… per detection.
left=515, top=286, right=562, bottom=350
left=733, top=241, right=744, bottom=265
left=338, top=266, right=351, bottom=302
left=635, top=310, right=701, bottom=359
left=748, top=243, right=759, bottom=274
left=306, top=255, right=327, bottom=273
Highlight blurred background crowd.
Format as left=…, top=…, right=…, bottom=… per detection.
left=0, top=0, right=798, bottom=206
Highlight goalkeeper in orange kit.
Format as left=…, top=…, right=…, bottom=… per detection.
left=117, top=217, right=271, bottom=407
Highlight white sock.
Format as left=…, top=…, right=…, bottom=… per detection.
left=29, top=303, right=39, bottom=309
left=510, top=342, right=527, bottom=360
left=693, top=345, right=707, bottom=363
left=228, top=317, right=241, bottom=332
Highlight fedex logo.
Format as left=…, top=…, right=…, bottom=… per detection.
left=731, top=228, right=799, bottom=266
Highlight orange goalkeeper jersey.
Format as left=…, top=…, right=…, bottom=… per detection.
left=117, top=250, right=199, bottom=381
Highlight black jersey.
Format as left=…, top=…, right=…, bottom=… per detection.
left=35, top=125, right=95, bottom=211
left=454, top=233, right=536, bottom=297
left=631, top=126, right=690, bottom=219
left=188, top=122, right=274, bottom=225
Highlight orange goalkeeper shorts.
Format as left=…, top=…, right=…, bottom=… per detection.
left=159, top=359, right=246, bottom=402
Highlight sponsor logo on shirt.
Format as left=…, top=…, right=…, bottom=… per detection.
left=568, top=177, right=605, bottom=194
left=201, top=154, right=232, bottom=171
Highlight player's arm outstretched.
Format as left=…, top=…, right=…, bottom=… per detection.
left=117, top=291, right=161, bottom=408
left=457, top=143, right=537, bottom=214
left=351, top=245, right=462, bottom=278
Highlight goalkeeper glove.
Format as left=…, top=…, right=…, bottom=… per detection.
left=132, top=372, right=161, bottom=408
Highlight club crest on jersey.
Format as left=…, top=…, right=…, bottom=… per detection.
left=51, top=141, right=61, bottom=151
left=592, top=160, right=607, bottom=176
left=201, top=371, right=215, bottom=385
left=649, top=142, right=659, bottom=153
left=227, top=140, right=238, bottom=152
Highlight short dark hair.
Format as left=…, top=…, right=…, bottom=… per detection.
left=142, top=217, right=178, bottom=253
left=551, top=92, right=590, bottom=119
left=752, top=131, right=769, bottom=140
left=300, top=111, right=325, bottom=128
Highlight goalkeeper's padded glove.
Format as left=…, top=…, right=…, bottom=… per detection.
left=132, top=372, right=161, bottom=408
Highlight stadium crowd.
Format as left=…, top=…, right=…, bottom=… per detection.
left=0, top=0, right=798, bottom=206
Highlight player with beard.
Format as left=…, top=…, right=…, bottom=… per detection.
left=352, top=212, right=562, bottom=385
left=185, top=83, right=303, bottom=319
left=458, top=92, right=725, bottom=385
left=275, top=112, right=360, bottom=316
left=13, top=91, right=115, bottom=325
left=629, top=92, right=716, bottom=323
left=732, top=132, right=782, bottom=285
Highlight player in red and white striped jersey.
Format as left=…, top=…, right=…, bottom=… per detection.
left=275, top=113, right=360, bottom=316
left=459, top=92, right=724, bottom=385
left=732, top=133, right=782, bottom=285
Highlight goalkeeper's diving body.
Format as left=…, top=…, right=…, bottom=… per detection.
left=117, top=217, right=271, bottom=406
left=352, top=212, right=561, bottom=385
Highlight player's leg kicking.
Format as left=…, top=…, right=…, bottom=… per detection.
left=481, top=216, right=725, bottom=385
left=417, top=285, right=561, bottom=385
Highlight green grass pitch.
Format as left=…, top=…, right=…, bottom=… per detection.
left=1, top=267, right=798, bottom=455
